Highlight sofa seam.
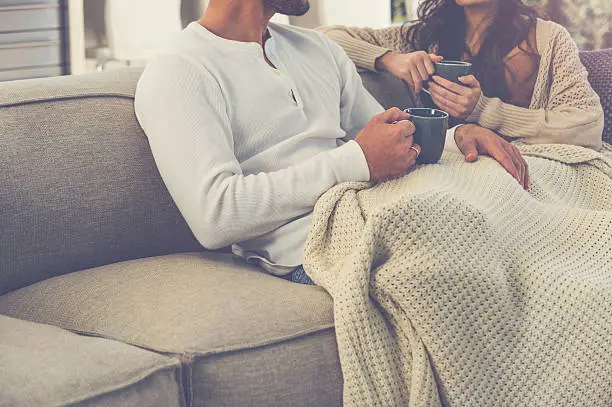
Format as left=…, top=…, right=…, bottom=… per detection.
left=176, top=327, right=337, bottom=406
left=0, top=93, right=135, bottom=109
left=58, top=361, right=183, bottom=407
left=183, top=323, right=337, bottom=357
left=60, top=322, right=336, bottom=358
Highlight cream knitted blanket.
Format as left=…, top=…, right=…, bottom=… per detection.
left=303, top=144, right=612, bottom=406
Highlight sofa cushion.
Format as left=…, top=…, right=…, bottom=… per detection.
left=0, top=68, right=203, bottom=296
left=188, top=329, right=342, bottom=407
left=0, top=315, right=184, bottom=407
left=0, top=252, right=342, bottom=407
left=580, top=49, right=612, bottom=144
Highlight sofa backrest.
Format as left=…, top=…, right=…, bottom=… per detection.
left=580, top=49, right=612, bottom=145
left=0, top=68, right=202, bottom=295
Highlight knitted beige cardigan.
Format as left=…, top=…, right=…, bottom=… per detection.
left=319, top=19, right=604, bottom=150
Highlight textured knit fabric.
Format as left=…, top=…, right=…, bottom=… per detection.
left=303, top=144, right=612, bottom=406
left=135, top=22, right=383, bottom=274
left=320, top=19, right=604, bottom=150
left=580, top=49, right=612, bottom=144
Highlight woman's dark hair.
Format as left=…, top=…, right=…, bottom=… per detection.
left=404, top=0, right=543, bottom=101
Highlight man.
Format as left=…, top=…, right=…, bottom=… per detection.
left=135, top=0, right=526, bottom=283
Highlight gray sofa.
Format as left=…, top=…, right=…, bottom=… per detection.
left=1, top=49, right=610, bottom=407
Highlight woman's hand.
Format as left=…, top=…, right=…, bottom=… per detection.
left=376, top=51, right=444, bottom=94
left=455, top=124, right=529, bottom=189
left=429, top=75, right=482, bottom=120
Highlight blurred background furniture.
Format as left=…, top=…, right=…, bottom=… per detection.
left=1, top=0, right=609, bottom=80
left=91, top=0, right=182, bottom=71
left=82, top=0, right=291, bottom=73
left=0, top=0, right=68, bottom=82
left=0, top=0, right=399, bottom=80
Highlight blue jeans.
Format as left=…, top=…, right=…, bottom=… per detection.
left=290, top=265, right=315, bottom=285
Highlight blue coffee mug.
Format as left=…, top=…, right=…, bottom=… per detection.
left=404, top=108, right=449, bottom=164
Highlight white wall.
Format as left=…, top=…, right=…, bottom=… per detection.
left=83, top=0, right=392, bottom=51
left=84, top=0, right=205, bottom=49
left=197, top=0, right=391, bottom=29
left=292, top=0, right=391, bottom=29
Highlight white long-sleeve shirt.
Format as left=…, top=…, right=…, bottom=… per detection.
left=135, top=22, right=384, bottom=274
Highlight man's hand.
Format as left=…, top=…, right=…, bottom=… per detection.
left=376, top=51, right=444, bottom=94
left=356, top=108, right=420, bottom=182
left=455, top=124, right=529, bottom=189
left=429, top=74, right=482, bottom=120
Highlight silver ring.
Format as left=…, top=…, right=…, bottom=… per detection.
left=410, top=145, right=421, bottom=158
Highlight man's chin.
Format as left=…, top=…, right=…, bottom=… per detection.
left=279, top=3, right=310, bottom=17
left=267, top=0, right=310, bottom=17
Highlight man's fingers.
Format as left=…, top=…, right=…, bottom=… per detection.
left=525, top=167, right=530, bottom=189
left=456, top=134, right=479, bottom=162
left=520, top=145, right=530, bottom=189
left=394, top=120, right=416, bottom=138
left=512, top=145, right=527, bottom=188
left=429, top=53, right=443, bottom=63
left=378, top=107, right=411, bottom=124
left=509, top=144, right=528, bottom=188
left=509, top=144, right=529, bottom=189
left=405, top=143, right=420, bottom=169
left=503, top=143, right=524, bottom=185
left=488, top=143, right=520, bottom=181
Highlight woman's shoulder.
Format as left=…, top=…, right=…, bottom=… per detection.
left=535, top=19, right=573, bottom=45
left=535, top=18, right=566, bottom=32
left=532, top=18, right=576, bottom=58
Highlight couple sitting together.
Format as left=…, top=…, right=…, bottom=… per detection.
left=135, top=0, right=611, bottom=405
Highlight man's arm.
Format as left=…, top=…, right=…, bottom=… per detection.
left=135, top=55, right=370, bottom=250
left=322, top=35, right=385, bottom=139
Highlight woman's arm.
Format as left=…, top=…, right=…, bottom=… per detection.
left=317, top=25, right=414, bottom=72
left=466, top=25, right=604, bottom=150
left=319, top=25, right=442, bottom=95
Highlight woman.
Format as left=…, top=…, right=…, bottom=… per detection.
left=318, top=0, right=604, bottom=152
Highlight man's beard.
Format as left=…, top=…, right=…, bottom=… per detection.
left=264, top=0, right=310, bottom=16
